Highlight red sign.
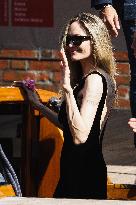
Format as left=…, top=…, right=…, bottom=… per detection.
left=0, top=0, right=9, bottom=26
left=12, top=0, right=53, bottom=27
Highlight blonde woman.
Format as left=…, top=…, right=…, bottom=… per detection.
left=15, top=12, right=116, bottom=199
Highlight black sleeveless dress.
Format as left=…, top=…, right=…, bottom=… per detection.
left=54, top=71, right=110, bottom=199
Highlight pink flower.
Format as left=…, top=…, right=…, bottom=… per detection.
left=22, top=79, right=35, bottom=91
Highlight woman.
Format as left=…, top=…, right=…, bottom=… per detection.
left=15, top=12, right=116, bottom=199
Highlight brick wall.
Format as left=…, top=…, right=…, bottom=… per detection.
left=0, top=49, right=62, bottom=92
left=0, top=49, right=130, bottom=109
left=114, top=52, right=130, bottom=109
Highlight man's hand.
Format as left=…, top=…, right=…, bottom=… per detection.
left=100, top=5, right=120, bottom=37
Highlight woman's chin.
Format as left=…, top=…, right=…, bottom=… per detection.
left=70, top=55, right=80, bottom=61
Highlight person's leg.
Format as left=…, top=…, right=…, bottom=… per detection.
left=121, top=20, right=136, bottom=146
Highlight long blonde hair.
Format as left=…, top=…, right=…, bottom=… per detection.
left=60, top=12, right=116, bottom=88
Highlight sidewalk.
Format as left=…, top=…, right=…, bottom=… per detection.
left=0, top=197, right=136, bottom=205
left=107, top=165, right=136, bottom=184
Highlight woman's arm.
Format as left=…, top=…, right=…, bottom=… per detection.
left=14, top=81, right=62, bottom=129
left=37, top=102, right=62, bottom=129
left=65, top=74, right=104, bottom=144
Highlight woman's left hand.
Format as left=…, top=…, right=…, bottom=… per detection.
left=60, top=48, right=72, bottom=93
left=13, top=80, right=42, bottom=109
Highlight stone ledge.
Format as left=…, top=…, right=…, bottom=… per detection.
left=0, top=197, right=136, bottom=205
left=107, top=165, right=136, bottom=185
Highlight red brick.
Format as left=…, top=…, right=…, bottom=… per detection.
left=11, top=60, right=26, bottom=70
left=114, top=51, right=128, bottom=62
left=36, top=72, right=50, bottom=81
left=0, top=50, right=37, bottom=58
left=41, top=49, right=62, bottom=60
left=3, top=71, right=17, bottom=81
left=115, top=99, right=130, bottom=109
left=117, top=63, right=130, bottom=75
left=115, top=75, right=130, bottom=86
left=3, top=71, right=36, bottom=82
left=0, top=60, right=9, bottom=69
left=29, top=61, right=48, bottom=70
left=51, top=50, right=62, bottom=60
left=41, top=49, right=54, bottom=59
left=29, top=61, right=61, bottom=71
left=117, top=86, right=129, bottom=98
left=53, top=71, right=61, bottom=82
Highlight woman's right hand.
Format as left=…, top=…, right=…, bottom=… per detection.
left=13, top=80, right=42, bottom=109
left=60, top=49, right=72, bottom=93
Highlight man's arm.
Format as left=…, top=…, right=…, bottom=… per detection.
left=91, top=0, right=120, bottom=37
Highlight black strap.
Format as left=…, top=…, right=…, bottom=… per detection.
left=0, top=144, right=22, bottom=196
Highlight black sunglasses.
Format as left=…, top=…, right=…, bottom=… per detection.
left=66, top=35, right=91, bottom=46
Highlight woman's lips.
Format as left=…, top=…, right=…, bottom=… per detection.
left=69, top=47, right=80, bottom=55
left=69, top=48, right=77, bottom=53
